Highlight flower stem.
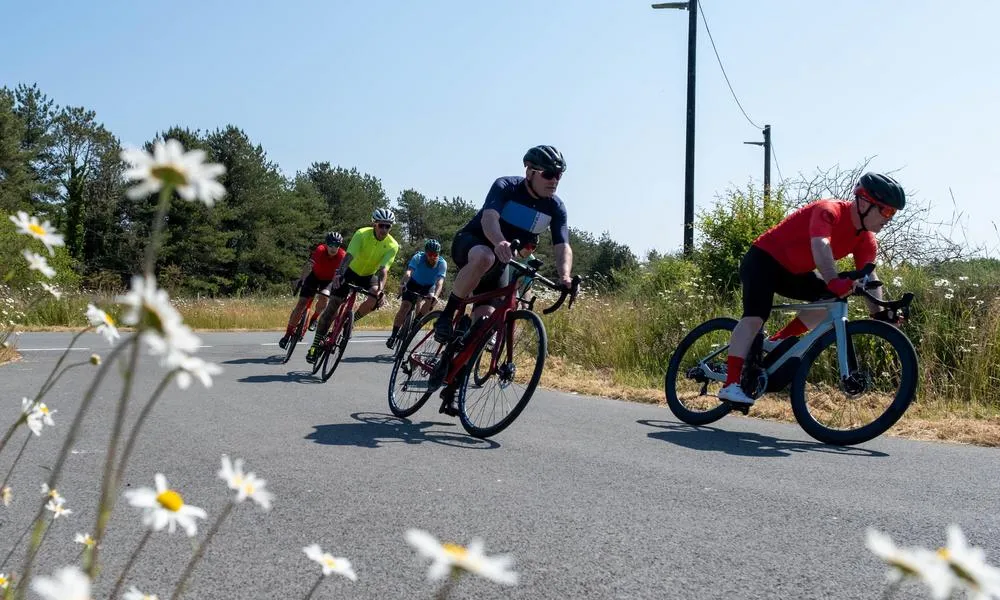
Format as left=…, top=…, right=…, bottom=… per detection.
left=15, top=337, right=133, bottom=597
left=302, top=574, right=325, bottom=600
left=144, top=186, right=173, bottom=277
left=0, top=359, right=87, bottom=459
left=113, top=370, right=177, bottom=490
left=110, top=529, right=152, bottom=600
left=0, top=520, right=32, bottom=571
left=170, top=501, right=235, bottom=600
left=37, top=361, right=89, bottom=398
left=0, top=433, right=32, bottom=502
left=87, top=338, right=142, bottom=577
left=0, top=415, right=26, bottom=457
left=434, top=574, right=459, bottom=600
left=34, top=329, right=90, bottom=400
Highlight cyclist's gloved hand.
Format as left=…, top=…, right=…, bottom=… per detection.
left=826, top=277, right=854, bottom=298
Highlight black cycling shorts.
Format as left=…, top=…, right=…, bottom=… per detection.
left=299, top=272, right=332, bottom=298
left=739, top=245, right=830, bottom=321
left=401, top=279, right=433, bottom=304
left=331, top=269, right=377, bottom=299
left=451, top=232, right=511, bottom=308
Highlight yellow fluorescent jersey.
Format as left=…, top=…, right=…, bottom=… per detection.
left=345, top=227, right=400, bottom=276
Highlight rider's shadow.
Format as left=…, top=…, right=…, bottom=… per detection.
left=222, top=356, right=285, bottom=365
left=237, top=371, right=324, bottom=384
left=306, top=412, right=501, bottom=449
left=340, top=354, right=395, bottom=365
left=637, top=419, right=888, bottom=458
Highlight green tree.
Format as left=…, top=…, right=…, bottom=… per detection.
left=306, top=162, right=389, bottom=236
left=0, top=88, right=34, bottom=213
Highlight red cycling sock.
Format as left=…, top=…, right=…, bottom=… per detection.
left=769, top=317, right=808, bottom=341
left=725, top=356, right=744, bottom=386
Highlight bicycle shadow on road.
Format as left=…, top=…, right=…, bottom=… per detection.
left=306, top=412, right=500, bottom=450
left=237, top=370, right=324, bottom=384
left=340, top=354, right=396, bottom=365
left=637, top=419, right=888, bottom=458
left=222, top=356, right=286, bottom=366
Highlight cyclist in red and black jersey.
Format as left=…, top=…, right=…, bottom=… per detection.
left=718, top=172, right=906, bottom=406
left=278, top=232, right=347, bottom=349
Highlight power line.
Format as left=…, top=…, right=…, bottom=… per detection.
left=770, top=139, right=786, bottom=187
left=697, top=0, right=762, bottom=130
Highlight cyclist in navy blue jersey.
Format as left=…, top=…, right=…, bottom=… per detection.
left=433, top=145, right=574, bottom=344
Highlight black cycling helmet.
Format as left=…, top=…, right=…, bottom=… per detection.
left=371, top=208, right=395, bottom=223
left=854, top=172, right=905, bottom=210
left=523, top=145, right=566, bottom=173
left=424, top=239, right=442, bottom=253
left=325, top=231, right=343, bottom=247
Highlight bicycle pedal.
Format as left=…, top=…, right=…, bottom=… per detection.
left=722, top=401, right=751, bottom=416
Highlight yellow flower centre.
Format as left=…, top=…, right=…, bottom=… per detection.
left=322, top=557, right=338, bottom=569
left=0, top=574, right=8, bottom=588
left=156, top=489, right=184, bottom=512
left=28, top=223, right=46, bottom=236
left=150, top=164, right=188, bottom=187
left=442, top=543, right=468, bottom=560
left=103, top=314, right=115, bottom=326
left=39, top=405, right=49, bottom=416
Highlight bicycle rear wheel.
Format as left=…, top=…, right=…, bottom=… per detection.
left=321, top=312, right=353, bottom=382
left=790, top=319, right=917, bottom=446
left=388, top=311, right=444, bottom=418
left=458, top=310, right=546, bottom=438
left=664, top=318, right=736, bottom=425
left=282, top=312, right=307, bottom=364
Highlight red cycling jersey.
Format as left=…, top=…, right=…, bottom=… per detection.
left=753, top=200, right=876, bottom=274
left=310, top=244, right=346, bottom=280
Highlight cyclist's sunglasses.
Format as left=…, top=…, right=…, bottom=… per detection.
left=374, top=222, right=392, bottom=230
left=873, top=203, right=897, bottom=219
left=531, top=168, right=563, bottom=181
left=425, top=252, right=439, bottom=259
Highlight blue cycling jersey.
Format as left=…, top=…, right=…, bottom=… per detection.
left=459, top=176, right=569, bottom=246
left=407, top=251, right=447, bottom=286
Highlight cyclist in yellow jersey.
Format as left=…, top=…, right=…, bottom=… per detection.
left=306, top=208, right=400, bottom=363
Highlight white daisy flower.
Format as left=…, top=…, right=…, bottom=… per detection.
left=959, top=276, right=969, bottom=281
left=74, top=532, right=96, bottom=549
left=891, top=276, right=903, bottom=287
left=0, top=572, right=10, bottom=590
left=170, top=353, right=222, bottom=389
left=121, top=138, right=226, bottom=206
left=1, top=486, right=11, bottom=507
left=85, top=304, right=119, bottom=344
left=934, top=278, right=951, bottom=287
left=123, top=586, right=158, bottom=600
left=405, top=529, right=518, bottom=585
left=22, top=249, right=56, bottom=278
left=218, top=455, right=273, bottom=511
left=41, top=483, right=64, bottom=505
left=303, top=544, right=357, bottom=581
left=8, top=211, right=65, bottom=255
left=118, top=276, right=200, bottom=358
left=31, top=566, right=91, bottom=600
left=938, top=525, right=1000, bottom=599
left=26, top=402, right=56, bottom=436
left=866, top=528, right=954, bottom=599
left=40, top=282, right=62, bottom=299
left=124, top=473, right=207, bottom=536
left=46, top=499, right=72, bottom=519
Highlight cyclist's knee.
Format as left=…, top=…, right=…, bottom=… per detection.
left=466, top=246, right=496, bottom=271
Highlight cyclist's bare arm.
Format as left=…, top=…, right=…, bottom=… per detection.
left=399, top=268, right=413, bottom=291
left=299, top=259, right=313, bottom=281
left=554, top=242, right=573, bottom=287
left=810, top=237, right=839, bottom=283
left=481, top=209, right=512, bottom=262
left=330, top=254, right=354, bottom=288
left=374, top=266, right=388, bottom=294
left=432, top=278, right=444, bottom=298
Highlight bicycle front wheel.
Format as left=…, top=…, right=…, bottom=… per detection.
left=321, top=312, right=353, bottom=382
left=388, top=311, right=444, bottom=418
left=664, top=318, right=736, bottom=426
left=283, top=313, right=307, bottom=364
left=394, top=310, right=414, bottom=359
left=458, top=310, right=546, bottom=438
left=790, top=319, right=918, bottom=446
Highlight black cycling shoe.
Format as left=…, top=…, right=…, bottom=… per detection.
left=385, top=335, right=396, bottom=349
left=307, top=319, right=317, bottom=332
left=433, top=316, right=454, bottom=344
left=305, top=345, right=320, bottom=364
left=439, top=386, right=460, bottom=417
left=278, top=335, right=290, bottom=350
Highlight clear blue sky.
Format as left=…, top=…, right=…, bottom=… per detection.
left=2, top=0, right=997, bottom=258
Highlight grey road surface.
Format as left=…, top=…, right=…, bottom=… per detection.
left=1, top=331, right=997, bottom=599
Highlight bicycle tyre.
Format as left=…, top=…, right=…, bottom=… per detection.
left=282, top=312, right=307, bottom=364
left=458, top=309, right=546, bottom=438
left=394, top=309, right=413, bottom=359
left=790, top=319, right=918, bottom=446
left=471, top=327, right=501, bottom=386
left=664, top=317, right=736, bottom=426
left=321, top=311, right=352, bottom=382
left=388, top=311, right=442, bottom=418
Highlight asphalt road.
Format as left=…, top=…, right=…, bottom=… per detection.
left=1, top=331, right=997, bottom=599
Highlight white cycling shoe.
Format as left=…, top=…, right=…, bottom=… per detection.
left=718, top=383, right=755, bottom=406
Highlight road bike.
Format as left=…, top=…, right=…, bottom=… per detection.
left=310, top=283, right=380, bottom=382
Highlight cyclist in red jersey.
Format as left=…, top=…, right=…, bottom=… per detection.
left=279, top=232, right=346, bottom=349
left=718, top=172, right=907, bottom=406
